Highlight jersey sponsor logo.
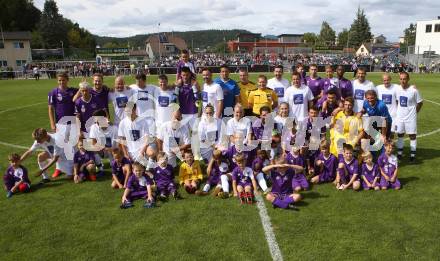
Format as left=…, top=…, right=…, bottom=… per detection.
left=137, top=91, right=149, bottom=101
left=382, top=94, right=392, bottom=105
left=57, top=93, right=63, bottom=101
left=105, top=137, right=112, bottom=148
left=47, top=145, right=54, bottom=154
left=275, top=87, right=284, bottom=97
left=158, top=96, right=170, bottom=107
left=131, top=130, right=140, bottom=141
left=116, top=96, right=128, bottom=108
left=207, top=130, right=218, bottom=142
left=293, top=94, right=304, bottom=104
left=354, top=89, right=365, bottom=100
left=201, top=91, right=208, bottom=102
left=399, top=96, right=408, bottom=107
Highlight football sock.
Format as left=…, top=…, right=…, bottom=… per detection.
left=220, top=174, right=230, bottom=193
left=256, top=172, right=268, bottom=192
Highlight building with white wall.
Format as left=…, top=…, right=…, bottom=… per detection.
left=415, top=18, right=440, bottom=55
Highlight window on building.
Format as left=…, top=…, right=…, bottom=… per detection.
left=0, top=60, right=7, bottom=67
left=361, top=47, right=364, bottom=52
left=0, top=42, right=4, bottom=48
left=13, top=42, right=24, bottom=48
left=426, top=24, right=432, bottom=33
left=16, top=60, right=27, bottom=66
left=435, top=24, right=440, bottom=32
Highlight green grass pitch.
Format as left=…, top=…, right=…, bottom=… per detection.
left=0, top=72, right=439, bottom=260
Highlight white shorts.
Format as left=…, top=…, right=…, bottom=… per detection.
left=56, top=159, right=74, bottom=176
left=396, top=120, right=417, bottom=135
left=200, top=147, right=213, bottom=162
left=182, top=114, right=198, bottom=127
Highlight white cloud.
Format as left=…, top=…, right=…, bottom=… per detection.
left=32, top=0, right=440, bottom=41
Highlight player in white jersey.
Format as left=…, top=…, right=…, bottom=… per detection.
left=267, top=65, right=290, bottom=104
left=129, top=73, right=157, bottom=118
left=198, top=104, right=228, bottom=161
left=395, top=72, right=423, bottom=163
left=226, top=104, right=252, bottom=145
left=20, top=128, right=74, bottom=181
left=109, top=76, right=135, bottom=126
left=351, top=68, right=377, bottom=113
left=157, top=110, right=191, bottom=167
left=201, top=68, right=224, bottom=118
left=88, top=109, right=119, bottom=173
left=376, top=73, right=399, bottom=136
left=118, top=102, right=157, bottom=166
left=154, top=74, right=179, bottom=130
left=284, top=72, right=314, bottom=123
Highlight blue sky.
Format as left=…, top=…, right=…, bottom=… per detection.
left=34, top=0, right=440, bottom=41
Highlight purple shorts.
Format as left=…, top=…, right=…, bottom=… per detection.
left=128, top=189, right=148, bottom=201
left=361, top=176, right=380, bottom=190
left=292, top=174, right=309, bottom=190
left=157, top=182, right=176, bottom=195
left=318, top=171, right=335, bottom=183
left=208, top=174, right=221, bottom=187
left=380, top=176, right=401, bottom=189
left=237, top=181, right=252, bottom=188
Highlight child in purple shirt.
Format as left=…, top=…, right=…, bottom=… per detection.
left=262, top=155, right=303, bottom=209
left=4, top=153, right=31, bottom=198
left=336, top=144, right=361, bottom=191
left=285, top=147, right=309, bottom=192
left=360, top=152, right=380, bottom=190
left=48, top=72, right=77, bottom=131
left=73, top=140, right=97, bottom=183
left=154, top=152, right=179, bottom=200
left=121, top=162, right=155, bottom=209
left=378, top=142, right=401, bottom=190
left=231, top=153, right=258, bottom=204
left=311, top=141, right=338, bottom=184
left=110, top=148, right=131, bottom=189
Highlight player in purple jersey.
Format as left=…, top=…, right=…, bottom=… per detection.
left=110, top=148, right=131, bottom=189
left=294, top=64, right=307, bottom=85
left=262, top=155, right=303, bottom=209
left=378, top=142, right=401, bottom=190
left=311, top=141, right=337, bottom=184
left=222, top=133, right=256, bottom=169
left=4, top=154, right=31, bottom=198
left=75, top=82, right=99, bottom=133
left=73, top=140, right=97, bottom=183
left=176, top=49, right=196, bottom=82
left=319, top=66, right=342, bottom=106
left=336, top=65, right=353, bottom=100
left=154, top=152, right=180, bottom=200
left=231, top=153, right=258, bottom=204
left=198, top=149, right=230, bottom=197
left=305, top=64, right=324, bottom=103
left=251, top=106, right=273, bottom=141
left=121, top=162, right=155, bottom=209
left=73, top=73, right=110, bottom=119
left=285, top=146, right=309, bottom=191
left=251, top=149, right=270, bottom=193
left=48, top=72, right=78, bottom=131
left=336, top=144, right=361, bottom=190
left=320, top=89, right=340, bottom=119
left=177, top=67, right=200, bottom=122
left=360, top=152, right=380, bottom=190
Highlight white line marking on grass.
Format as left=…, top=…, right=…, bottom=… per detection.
left=425, top=99, right=440, bottom=106
left=403, top=99, right=440, bottom=140
left=0, top=141, right=28, bottom=149
left=255, top=195, right=284, bottom=261
left=0, top=102, right=46, bottom=115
